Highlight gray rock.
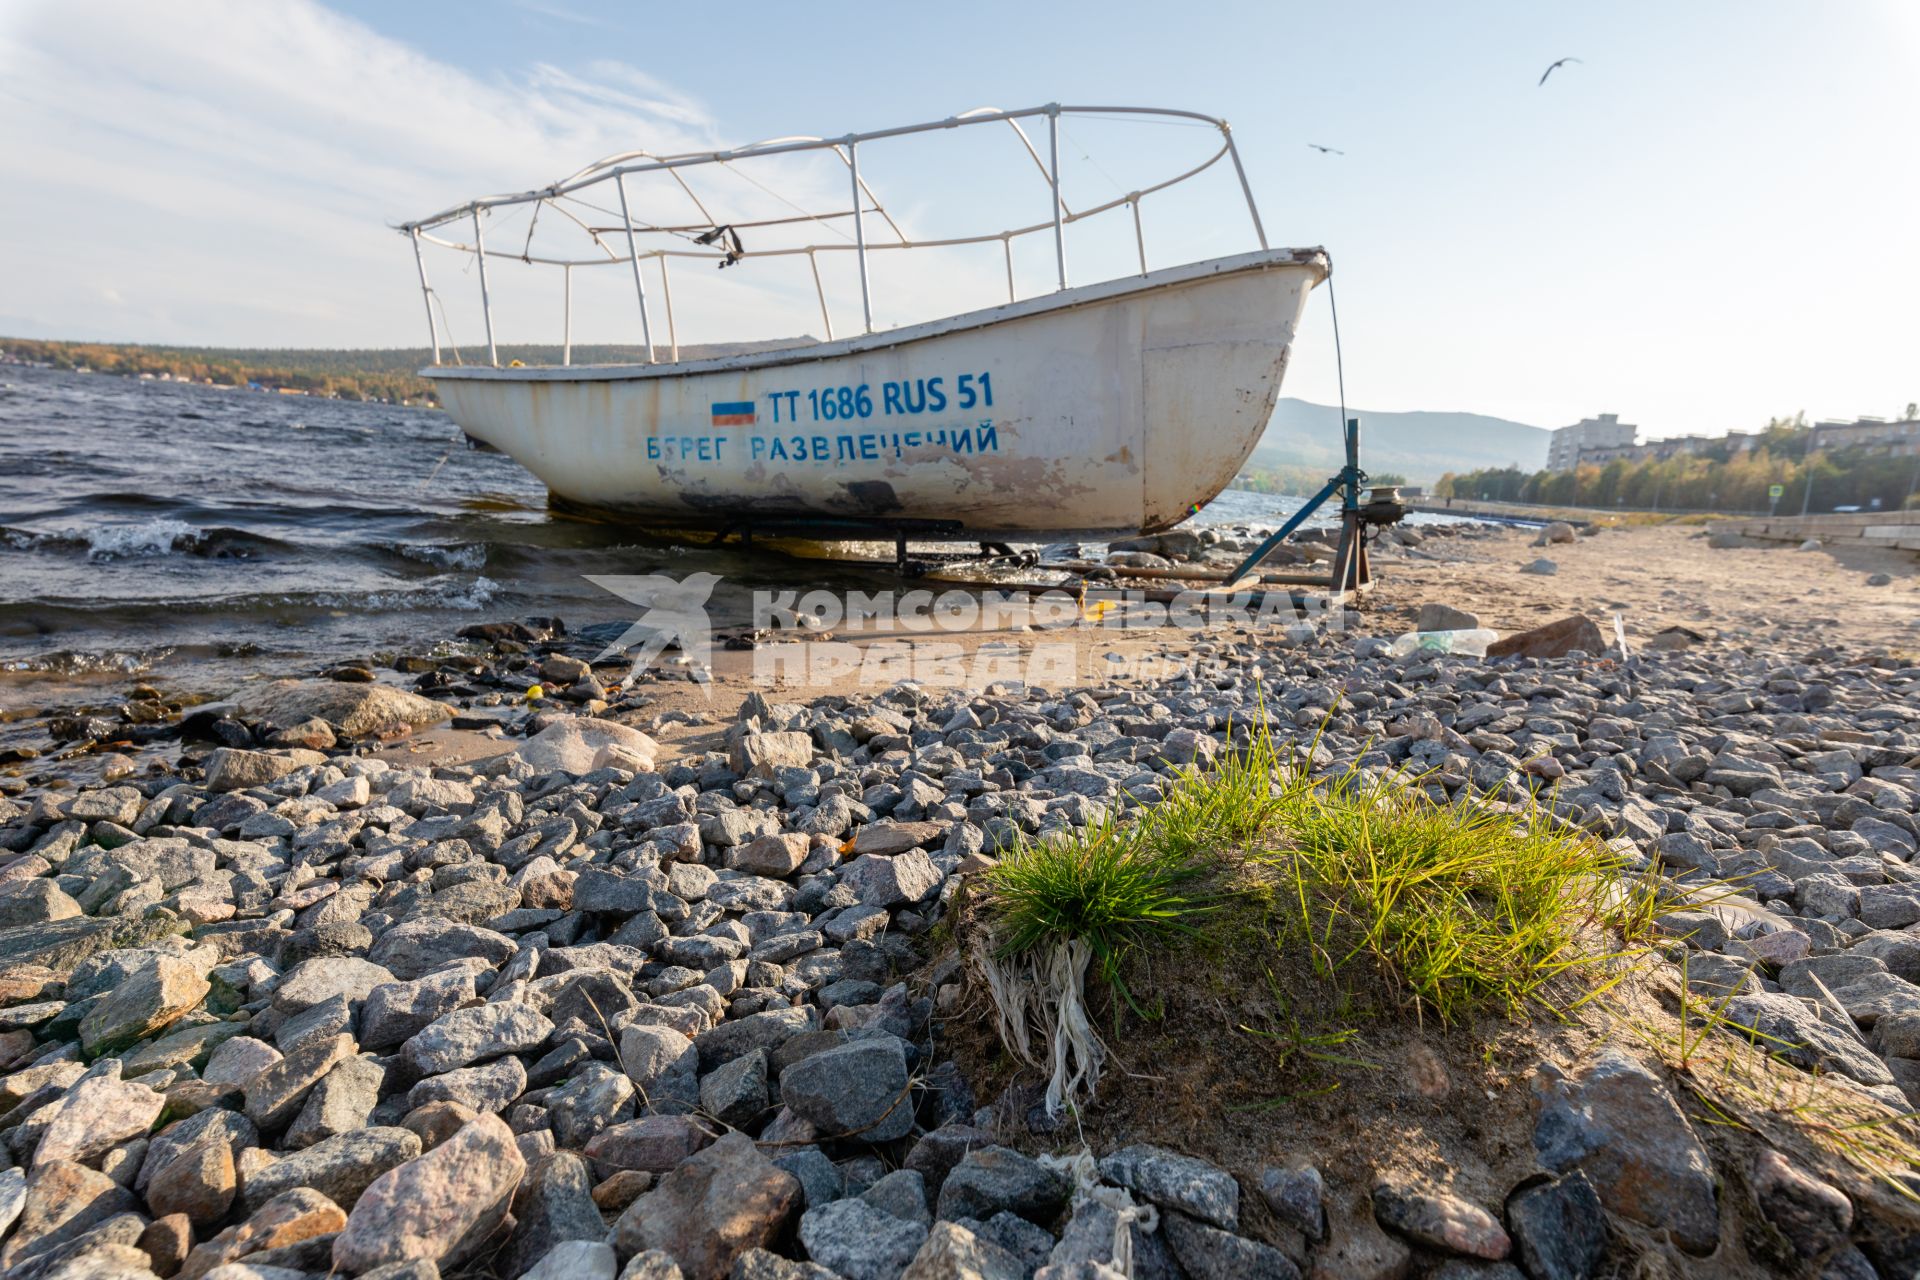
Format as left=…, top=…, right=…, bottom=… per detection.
left=1, top=1160, right=139, bottom=1271
left=1724, top=993, right=1895, bottom=1087
left=273, top=956, right=396, bottom=1015
left=800, top=1195, right=929, bottom=1280
left=1371, top=1181, right=1510, bottom=1260
left=0, top=881, right=82, bottom=929
left=583, top=1115, right=715, bottom=1175
left=204, top=746, right=326, bottom=791
left=935, top=1147, right=1070, bottom=1225
left=547, top=1062, right=636, bottom=1149
left=403, top=1000, right=553, bottom=1074
left=332, top=1112, right=526, bottom=1273
left=368, top=920, right=516, bottom=980
left=1416, top=603, right=1480, bottom=631
left=861, top=1169, right=930, bottom=1226
left=902, top=1125, right=990, bottom=1203
left=136, top=1106, right=257, bottom=1196
left=1531, top=1049, right=1720, bottom=1255
left=77, top=952, right=211, bottom=1056
left=1506, top=1171, right=1606, bottom=1280
left=361, top=967, right=479, bottom=1051
left=407, top=1054, right=528, bottom=1114
left=1858, top=884, right=1920, bottom=931
left=773, top=1148, right=843, bottom=1210
left=780, top=1036, right=914, bottom=1143
left=700, top=1048, right=769, bottom=1129
left=731, top=1248, right=838, bottom=1280
left=236, top=679, right=452, bottom=737
left=619, top=1024, right=701, bottom=1110
left=612, top=1130, right=800, bottom=1280
left=242, top=1125, right=422, bottom=1212
left=1750, top=1148, right=1851, bottom=1261
left=1097, top=1144, right=1238, bottom=1230
left=245, top=1032, right=357, bottom=1132
left=1159, top=1209, right=1299, bottom=1279
left=1259, top=1165, right=1325, bottom=1243
left=525, top=1239, right=618, bottom=1280
left=972, top=1213, right=1056, bottom=1276
left=286, top=1054, right=385, bottom=1148
left=276, top=990, right=355, bottom=1054
left=840, top=851, right=942, bottom=907
left=694, top=1006, right=818, bottom=1072
left=503, top=1152, right=607, bottom=1278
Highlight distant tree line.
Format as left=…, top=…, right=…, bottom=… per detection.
left=1437, top=417, right=1920, bottom=514
left=1238, top=463, right=1408, bottom=496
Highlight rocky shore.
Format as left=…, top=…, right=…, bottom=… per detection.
left=0, top=523, right=1914, bottom=1278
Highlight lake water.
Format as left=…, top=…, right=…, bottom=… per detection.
left=0, top=365, right=1425, bottom=694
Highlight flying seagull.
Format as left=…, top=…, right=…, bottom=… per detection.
left=1538, top=56, right=1582, bottom=86
left=1306, top=143, right=1344, bottom=155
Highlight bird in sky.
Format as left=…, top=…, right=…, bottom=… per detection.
left=1538, top=56, right=1582, bottom=86
left=1306, top=143, right=1344, bottom=155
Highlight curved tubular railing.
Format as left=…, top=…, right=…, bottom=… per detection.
left=398, top=103, right=1266, bottom=367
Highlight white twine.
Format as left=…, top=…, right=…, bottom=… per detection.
left=970, top=931, right=1110, bottom=1115
left=1041, top=937, right=1107, bottom=1116
left=1039, top=1149, right=1160, bottom=1279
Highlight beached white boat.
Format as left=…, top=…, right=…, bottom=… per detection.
left=400, top=105, right=1327, bottom=539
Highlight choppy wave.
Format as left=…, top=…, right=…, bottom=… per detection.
left=0, top=646, right=176, bottom=676
left=3, top=520, right=297, bottom=562
left=308, top=574, right=501, bottom=612
left=1, top=574, right=506, bottom=631
left=365, top=539, right=490, bottom=571
left=78, top=518, right=201, bottom=560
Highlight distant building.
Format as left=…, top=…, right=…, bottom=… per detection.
left=1808, top=417, right=1920, bottom=457
left=1582, top=434, right=1725, bottom=466
left=1546, top=414, right=1637, bottom=471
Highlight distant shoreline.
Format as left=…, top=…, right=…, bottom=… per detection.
left=0, top=336, right=811, bottom=408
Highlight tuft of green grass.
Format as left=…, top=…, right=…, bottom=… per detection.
left=982, top=810, right=1215, bottom=1009
left=1264, top=768, right=1653, bottom=1022
left=979, top=695, right=1655, bottom=1046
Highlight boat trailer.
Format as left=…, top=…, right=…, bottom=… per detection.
left=1224, top=415, right=1406, bottom=592
left=704, top=416, right=1405, bottom=603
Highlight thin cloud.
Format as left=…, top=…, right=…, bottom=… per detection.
left=509, top=0, right=612, bottom=29
left=0, top=0, right=770, bottom=346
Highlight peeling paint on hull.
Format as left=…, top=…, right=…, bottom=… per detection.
left=428, top=248, right=1326, bottom=539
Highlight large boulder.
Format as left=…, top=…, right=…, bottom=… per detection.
left=235, top=679, right=452, bottom=737
left=513, top=718, right=659, bottom=776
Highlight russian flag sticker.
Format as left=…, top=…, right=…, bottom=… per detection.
left=710, top=401, right=756, bottom=426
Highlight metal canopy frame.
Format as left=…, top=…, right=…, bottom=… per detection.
left=399, top=103, right=1266, bottom=368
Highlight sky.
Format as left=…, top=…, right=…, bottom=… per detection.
left=1, top=0, right=1916, bottom=439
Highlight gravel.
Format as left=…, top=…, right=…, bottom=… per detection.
left=0, top=524, right=1912, bottom=1276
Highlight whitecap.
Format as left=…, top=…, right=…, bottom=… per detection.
left=377, top=540, right=489, bottom=571
left=81, top=518, right=204, bottom=561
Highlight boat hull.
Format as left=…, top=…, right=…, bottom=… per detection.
left=427, top=248, right=1326, bottom=539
